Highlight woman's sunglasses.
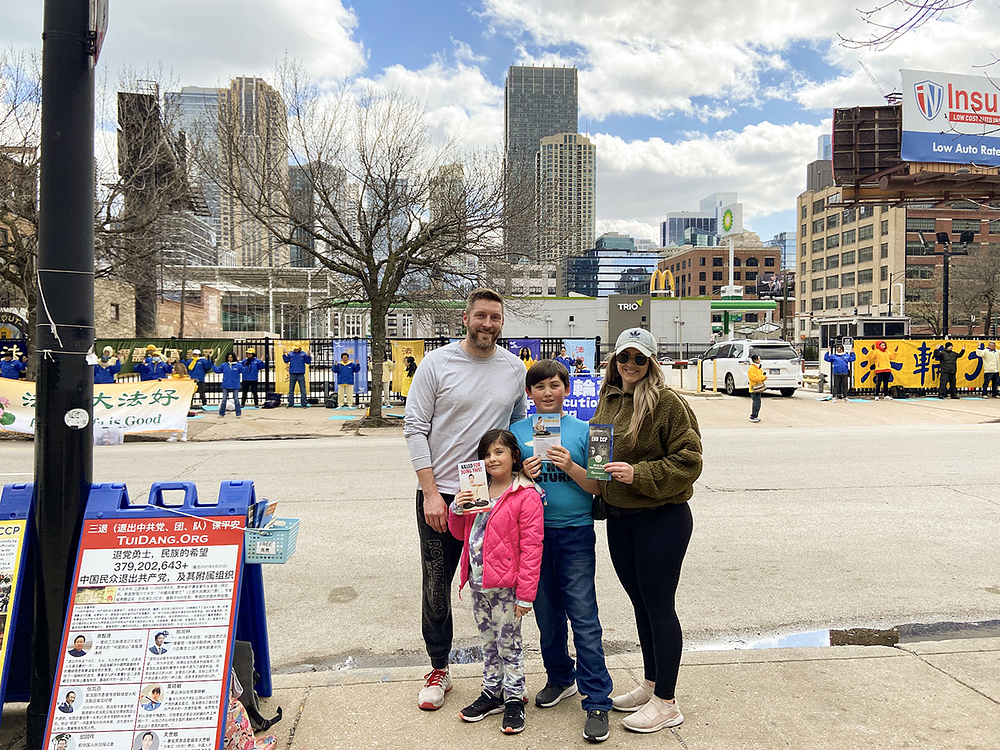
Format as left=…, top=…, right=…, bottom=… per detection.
left=616, top=352, right=649, bottom=366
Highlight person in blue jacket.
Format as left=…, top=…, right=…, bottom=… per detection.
left=214, top=352, right=246, bottom=418
left=240, top=348, right=266, bottom=407
left=185, top=349, right=213, bottom=408
left=332, top=352, right=362, bottom=409
left=283, top=345, right=311, bottom=408
left=1, top=348, right=27, bottom=380
left=824, top=344, right=856, bottom=402
left=555, top=346, right=575, bottom=371
left=139, top=350, right=172, bottom=381
left=93, top=346, right=122, bottom=384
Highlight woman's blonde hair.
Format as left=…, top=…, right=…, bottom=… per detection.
left=599, top=353, right=665, bottom=446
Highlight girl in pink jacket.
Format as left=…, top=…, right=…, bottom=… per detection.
left=448, top=428, right=544, bottom=734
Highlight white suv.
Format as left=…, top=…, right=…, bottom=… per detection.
left=698, top=339, right=803, bottom=396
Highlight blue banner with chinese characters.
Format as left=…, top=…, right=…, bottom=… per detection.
left=527, top=375, right=603, bottom=421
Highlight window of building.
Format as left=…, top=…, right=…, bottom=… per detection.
left=880, top=243, right=889, bottom=258
left=905, top=266, right=934, bottom=279
left=734, top=271, right=741, bottom=280
left=811, top=298, right=823, bottom=311
left=906, top=287, right=935, bottom=302
left=842, top=229, right=856, bottom=245
left=745, top=313, right=758, bottom=323
left=905, top=241, right=929, bottom=256
left=699, top=271, right=706, bottom=281
left=699, top=285, right=706, bottom=295
left=800, top=261, right=806, bottom=274
left=812, top=218, right=825, bottom=233
left=881, top=219, right=889, bottom=236
left=859, top=224, right=874, bottom=241
left=858, top=268, right=874, bottom=284
left=826, top=295, right=839, bottom=309
left=842, top=208, right=856, bottom=224
left=842, top=271, right=856, bottom=286
left=801, top=223, right=807, bottom=237
left=799, top=299, right=806, bottom=312
left=764, top=256, right=776, bottom=267
left=842, top=250, right=855, bottom=265
left=826, top=275, right=839, bottom=289
left=827, top=234, right=840, bottom=249
left=529, top=286, right=543, bottom=294
left=700, top=256, right=706, bottom=266
left=812, top=258, right=825, bottom=271
left=733, top=257, right=741, bottom=266
left=712, top=285, right=721, bottom=294
left=712, top=271, right=723, bottom=280
left=990, top=219, right=1000, bottom=234
left=801, top=205, right=808, bottom=219
left=879, top=288, right=888, bottom=304
left=812, top=198, right=825, bottom=213
left=858, top=290, right=873, bottom=306
left=812, top=238, right=825, bottom=253
left=952, top=218, right=981, bottom=233
left=800, top=319, right=806, bottom=331
left=110, top=303, right=120, bottom=321
left=712, top=257, right=723, bottom=266
left=745, top=271, right=757, bottom=281
left=880, top=265, right=888, bottom=281
left=841, top=293, right=855, bottom=308
left=746, top=257, right=758, bottom=266
left=826, top=213, right=840, bottom=229
left=905, top=217, right=936, bottom=232
left=859, top=205, right=875, bottom=218
left=859, top=246, right=874, bottom=262
left=826, top=255, right=839, bottom=269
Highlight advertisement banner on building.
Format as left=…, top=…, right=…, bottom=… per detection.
left=0, top=379, right=196, bottom=436
left=852, top=339, right=992, bottom=390
left=332, top=339, right=369, bottom=394
left=901, top=69, right=1000, bottom=166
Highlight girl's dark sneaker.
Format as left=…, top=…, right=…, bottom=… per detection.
left=459, top=690, right=504, bottom=722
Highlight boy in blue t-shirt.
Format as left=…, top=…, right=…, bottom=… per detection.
left=510, top=359, right=613, bottom=744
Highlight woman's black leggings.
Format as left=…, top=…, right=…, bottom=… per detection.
left=607, top=502, right=693, bottom=701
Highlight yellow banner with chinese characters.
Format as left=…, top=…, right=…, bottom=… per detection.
left=0, top=379, right=196, bottom=436
left=274, top=340, right=311, bottom=395
left=391, top=340, right=425, bottom=386
left=852, top=339, right=994, bottom=390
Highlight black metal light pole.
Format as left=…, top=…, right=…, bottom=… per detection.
left=27, top=0, right=96, bottom=745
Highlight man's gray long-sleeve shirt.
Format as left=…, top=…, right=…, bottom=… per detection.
left=403, top=342, right=528, bottom=495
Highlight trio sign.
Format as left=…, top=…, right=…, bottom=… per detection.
left=901, top=68, right=1000, bottom=166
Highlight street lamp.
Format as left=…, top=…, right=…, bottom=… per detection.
left=919, top=230, right=973, bottom=335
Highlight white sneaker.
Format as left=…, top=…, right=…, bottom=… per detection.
left=417, top=667, right=452, bottom=710
left=622, top=695, right=683, bottom=733
left=612, top=679, right=654, bottom=712
left=873, top=396, right=880, bottom=401
left=166, top=435, right=177, bottom=442
left=885, top=396, right=893, bottom=400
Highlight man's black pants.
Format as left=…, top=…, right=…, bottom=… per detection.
left=939, top=371, right=958, bottom=398
left=415, top=490, right=463, bottom=669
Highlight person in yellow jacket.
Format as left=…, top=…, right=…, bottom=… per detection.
left=869, top=340, right=898, bottom=400
left=748, top=354, right=766, bottom=423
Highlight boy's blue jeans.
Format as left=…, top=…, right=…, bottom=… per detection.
left=534, top=524, right=613, bottom=711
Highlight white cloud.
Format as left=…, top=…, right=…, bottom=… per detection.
left=595, top=219, right=659, bottom=244
left=91, top=0, right=365, bottom=88
left=593, top=120, right=826, bottom=233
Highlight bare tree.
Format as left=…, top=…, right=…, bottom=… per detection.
left=209, top=61, right=533, bottom=422
left=841, top=0, right=976, bottom=49
left=950, top=242, right=1000, bottom=335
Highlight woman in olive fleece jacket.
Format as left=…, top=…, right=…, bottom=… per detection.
left=592, top=328, right=703, bottom=734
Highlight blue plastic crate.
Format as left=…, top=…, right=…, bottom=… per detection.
left=244, top=518, right=299, bottom=564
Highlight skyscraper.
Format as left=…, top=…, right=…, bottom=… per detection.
left=535, top=132, right=596, bottom=262
left=504, top=66, right=578, bottom=259
left=218, top=77, right=289, bottom=267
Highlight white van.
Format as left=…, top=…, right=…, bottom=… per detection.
left=698, top=339, right=803, bottom=396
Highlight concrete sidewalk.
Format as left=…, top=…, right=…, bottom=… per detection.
left=248, top=637, right=1000, bottom=749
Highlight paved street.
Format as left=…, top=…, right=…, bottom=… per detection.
left=3, top=394, right=998, bottom=672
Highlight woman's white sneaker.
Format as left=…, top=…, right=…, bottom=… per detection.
left=622, top=695, right=683, bottom=733
left=611, top=679, right=654, bottom=712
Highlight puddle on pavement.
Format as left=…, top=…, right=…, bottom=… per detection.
left=278, top=620, right=1000, bottom=675
left=696, top=618, right=1000, bottom=651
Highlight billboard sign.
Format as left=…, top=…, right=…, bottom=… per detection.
left=717, top=203, right=743, bottom=237
left=901, top=69, right=1000, bottom=166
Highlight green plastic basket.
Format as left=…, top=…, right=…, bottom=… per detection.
left=244, top=518, right=299, bottom=564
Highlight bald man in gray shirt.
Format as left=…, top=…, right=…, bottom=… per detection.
left=404, top=288, right=527, bottom=711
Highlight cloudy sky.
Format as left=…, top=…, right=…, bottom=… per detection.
left=7, top=0, right=1000, bottom=245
